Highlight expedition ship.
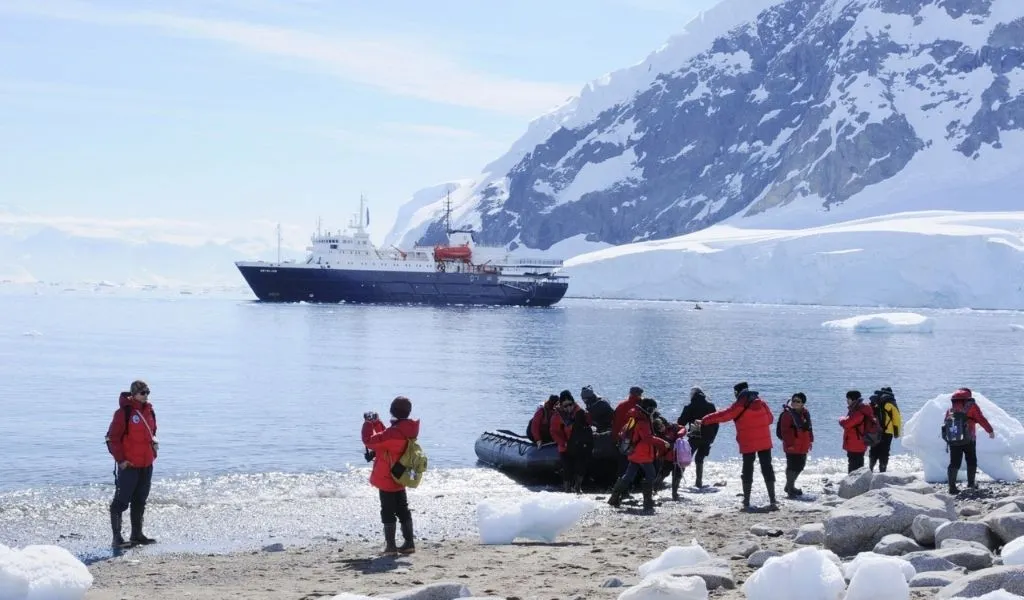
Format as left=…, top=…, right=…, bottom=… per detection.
left=235, top=197, right=569, bottom=306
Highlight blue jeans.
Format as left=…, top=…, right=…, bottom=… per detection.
left=618, top=461, right=656, bottom=487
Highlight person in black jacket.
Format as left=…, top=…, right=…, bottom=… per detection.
left=677, top=386, right=718, bottom=490
left=580, top=385, right=613, bottom=433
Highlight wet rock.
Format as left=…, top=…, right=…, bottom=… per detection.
left=261, top=543, right=285, bottom=552
left=873, top=534, right=923, bottom=556
left=599, top=577, right=625, bottom=588
left=934, top=521, right=998, bottom=550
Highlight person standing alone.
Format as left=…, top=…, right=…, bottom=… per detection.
left=942, top=388, right=995, bottom=494
left=777, top=392, right=813, bottom=498
left=362, top=396, right=420, bottom=555
left=869, top=387, right=902, bottom=473
left=105, top=380, right=159, bottom=548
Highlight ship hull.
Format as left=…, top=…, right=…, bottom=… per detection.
left=235, top=263, right=569, bottom=306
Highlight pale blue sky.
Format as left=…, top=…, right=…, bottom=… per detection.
left=0, top=0, right=718, bottom=244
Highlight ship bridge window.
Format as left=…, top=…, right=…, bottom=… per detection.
left=330, top=244, right=338, bottom=249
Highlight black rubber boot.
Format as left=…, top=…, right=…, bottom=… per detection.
left=110, top=509, right=129, bottom=548
left=129, top=504, right=157, bottom=545
left=879, top=458, right=888, bottom=473
left=562, top=478, right=572, bottom=493
left=741, top=479, right=752, bottom=511
left=573, top=475, right=584, bottom=495
left=398, top=519, right=415, bottom=554
left=784, top=470, right=798, bottom=498
left=767, top=477, right=779, bottom=511
left=947, top=466, right=960, bottom=495
left=695, top=461, right=704, bottom=489
left=641, top=483, right=655, bottom=513
left=671, top=467, right=682, bottom=500
left=967, top=465, right=977, bottom=489
left=869, top=456, right=877, bottom=472
left=608, top=479, right=628, bottom=508
left=382, top=523, right=399, bottom=555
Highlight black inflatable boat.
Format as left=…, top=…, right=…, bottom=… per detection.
left=474, top=429, right=621, bottom=485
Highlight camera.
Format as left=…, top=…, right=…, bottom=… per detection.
left=364, top=449, right=376, bottom=462
left=363, top=411, right=378, bottom=422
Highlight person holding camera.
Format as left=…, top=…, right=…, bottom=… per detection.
left=105, top=379, right=159, bottom=548
left=361, top=396, right=420, bottom=555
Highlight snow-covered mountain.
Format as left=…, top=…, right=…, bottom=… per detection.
left=387, top=0, right=1024, bottom=253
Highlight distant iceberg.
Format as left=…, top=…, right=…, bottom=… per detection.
left=821, top=312, right=934, bottom=333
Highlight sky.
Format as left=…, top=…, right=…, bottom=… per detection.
left=0, top=0, right=720, bottom=245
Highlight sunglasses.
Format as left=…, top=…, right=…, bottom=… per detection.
left=137, top=390, right=150, bottom=396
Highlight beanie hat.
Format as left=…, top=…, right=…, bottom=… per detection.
left=581, top=385, right=597, bottom=402
left=846, top=390, right=862, bottom=401
left=733, top=381, right=748, bottom=394
left=629, top=386, right=644, bottom=397
left=130, top=380, right=149, bottom=394
left=690, top=386, right=705, bottom=401
left=952, top=388, right=972, bottom=401
left=792, top=392, right=807, bottom=403
left=390, top=396, right=412, bottom=420
left=559, top=389, right=575, bottom=403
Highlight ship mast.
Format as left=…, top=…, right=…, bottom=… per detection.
left=276, top=223, right=282, bottom=264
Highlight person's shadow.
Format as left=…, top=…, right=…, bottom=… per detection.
left=331, top=554, right=410, bottom=574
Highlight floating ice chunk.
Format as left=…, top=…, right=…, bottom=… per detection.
left=843, top=552, right=915, bottom=582
left=902, top=391, right=1024, bottom=483
left=476, top=491, right=597, bottom=544
left=1010, top=324, right=1024, bottom=332
left=743, top=547, right=846, bottom=600
left=21, top=331, right=42, bottom=337
left=618, top=573, right=708, bottom=600
left=0, top=543, right=93, bottom=600
left=637, top=541, right=712, bottom=578
left=821, top=312, right=934, bottom=333
left=845, top=556, right=909, bottom=600
left=1003, top=536, right=1024, bottom=566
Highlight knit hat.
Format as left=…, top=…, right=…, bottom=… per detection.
left=130, top=380, right=149, bottom=395
left=559, top=389, right=575, bottom=403
left=581, top=385, right=597, bottom=402
left=390, top=396, right=412, bottom=420
left=846, top=390, right=862, bottom=401
left=629, top=386, right=644, bottom=397
left=733, top=381, right=748, bottom=394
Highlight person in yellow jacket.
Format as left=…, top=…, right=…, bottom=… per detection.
left=869, top=387, right=902, bottom=472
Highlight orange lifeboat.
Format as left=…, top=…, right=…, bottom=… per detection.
left=433, top=244, right=472, bottom=262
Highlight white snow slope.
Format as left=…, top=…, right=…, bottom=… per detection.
left=561, top=211, right=1024, bottom=310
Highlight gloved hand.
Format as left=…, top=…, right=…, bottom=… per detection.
left=364, top=449, right=376, bottom=462
left=363, top=411, right=379, bottom=422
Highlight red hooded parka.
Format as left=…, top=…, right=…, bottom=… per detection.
left=106, top=392, right=158, bottom=468
left=362, top=418, right=421, bottom=492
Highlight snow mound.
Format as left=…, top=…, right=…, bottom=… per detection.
left=476, top=491, right=597, bottom=544
left=902, top=391, right=1024, bottom=483
left=618, top=573, right=708, bottom=600
left=843, top=552, right=915, bottom=583
left=562, top=211, right=1024, bottom=310
left=976, top=592, right=1024, bottom=600
left=844, top=556, right=910, bottom=600
left=1003, top=536, right=1024, bottom=566
left=821, top=312, right=934, bottom=333
left=637, top=541, right=712, bottom=578
left=743, top=547, right=846, bottom=600
left=0, top=543, right=93, bottom=600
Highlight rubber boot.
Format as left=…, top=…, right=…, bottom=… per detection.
left=641, top=483, right=655, bottom=513
left=110, top=509, right=129, bottom=548
left=607, top=479, right=628, bottom=508
left=741, top=479, right=752, bottom=511
left=967, top=465, right=978, bottom=489
left=129, top=504, right=157, bottom=545
left=382, top=524, right=399, bottom=555
left=398, top=519, right=415, bottom=554
left=671, top=468, right=681, bottom=501
left=869, top=456, right=877, bottom=472
left=784, top=470, right=798, bottom=498
left=562, top=478, right=572, bottom=493
left=694, top=461, right=704, bottom=489
left=947, top=466, right=960, bottom=495
left=879, top=458, right=888, bottom=473
left=573, top=475, right=584, bottom=495
left=766, top=477, right=779, bottom=511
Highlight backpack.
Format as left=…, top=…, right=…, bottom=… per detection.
left=859, top=409, right=884, bottom=448
left=568, top=415, right=595, bottom=454
left=106, top=405, right=155, bottom=457
left=617, top=417, right=638, bottom=455
left=389, top=438, right=429, bottom=488
left=673, top=437, right=693, bottom=467
left=775, top=407, right=787, bottom=441
left=942, top=402, right=973, bottom=447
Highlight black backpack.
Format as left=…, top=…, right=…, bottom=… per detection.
left=775, top=406, right=787, bottom=440
left=942, top=402, right=973, bottom=447
left=568, top=416, right=594, bottom=454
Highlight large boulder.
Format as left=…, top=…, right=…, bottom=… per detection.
left=904, top=547, right=993, bottom=572
left=934, top=521, right=999, bottom=551
left=981, top=512, right=1024, bottom=545
left=909, top=570, right=964, bottom=587
left=874, top=534, right=924, bottom=556
left=824, top=488, right=956, bottom=556
left=837, top=469, right=918, bottom=499
left=935, top=565, right=1024, bottom=598
left=912, top=514, right=951, bottom=546
left=905, top=554, right=965, bottom=573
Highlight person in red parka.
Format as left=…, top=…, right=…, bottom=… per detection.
left=528, top=395, right=559, bottom=448
left=839, top=390, right=876, bottom=473
left=652, top=415, right=685, bottom=500
left=611, top=386, right=644, bottom=481
left=362, top=396, right=420, bottom=555
left=697, top=382, right=777, bottom=511
left=777, top=392, right=813, bottom=499
left=608, top=397, right=669, bottom=512
left=105, top=379, right=158, bottom=549
left=550, top=390, right=593, bottom=493
left=944, top=388, right=995, bottom=494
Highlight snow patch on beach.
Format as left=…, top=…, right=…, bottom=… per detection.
left=637, top=541, right=712, bottom=578
left=619, top=573, right=708, bottom=600
left=0, top=543, right=93, bottom=600
left=743, top=547, right=846, bottom=600
left=844, top=554, right=912, bottom=600
left=902, top=391, right=1024, bottom=483
left=821, top=312, right=934, bottom=333
left=476, top=491, right=597, bottom=544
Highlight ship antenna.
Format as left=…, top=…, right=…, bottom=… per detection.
left=276, top=223, right=282, bottom=264
left=445, top=187, right=453, bottom=235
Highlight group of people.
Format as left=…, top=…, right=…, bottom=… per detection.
left=524, top=381, right=998, bottom=513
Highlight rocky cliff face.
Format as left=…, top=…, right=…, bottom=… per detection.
left=389, top=0, right=1024, bottom=251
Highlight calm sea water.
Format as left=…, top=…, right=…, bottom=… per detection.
left=1, top=286, right=1023, bottom=558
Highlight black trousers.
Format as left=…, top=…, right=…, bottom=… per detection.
left=869, top=434, right=893, bottom=472
left=379, top=489, right=412, bottom=525
left=110, top=465, right=153, bottom=514
left=949, top=441, right=978, bottom=474
left=847, top=451, right=866, bottom=473
left=786, top=452, right=807, bottom=475
left=560, top=451, right=589, bottom=484
left=741, top=450, right=774, bottom=484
